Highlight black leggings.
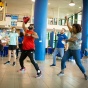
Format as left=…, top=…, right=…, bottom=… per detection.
left=19, top=50, right=40, bottom=71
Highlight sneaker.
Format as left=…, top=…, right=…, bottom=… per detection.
left=4, top=61, right=10, bottom=65
left=36, top=70, right=42, bottom=78
left=84, top=74, right=88, bottom=80
left=50, top=64, right=56, bottom=66
left=12, top=62, right=16, bottom=66
left=17, top=67, right=26, bottom=72
left=57, top=72, right=64, bottom=76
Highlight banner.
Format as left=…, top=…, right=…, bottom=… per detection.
left=11, top=15, right=18, bottom=26
left=5, top=15, right=11, bottom=27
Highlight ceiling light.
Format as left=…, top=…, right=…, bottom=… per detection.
left=0, top=0, right=4, bottom=11
left=69, top=0, right=75, bottom=6
left=31, top=0, right=35, bottom=2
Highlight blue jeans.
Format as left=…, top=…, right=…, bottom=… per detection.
left=61, top=49, right=86, bottom=74
left=53, top=48, right=64, bottom=65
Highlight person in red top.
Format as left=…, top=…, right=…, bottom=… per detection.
left=18, top=22, right=42, bottom=78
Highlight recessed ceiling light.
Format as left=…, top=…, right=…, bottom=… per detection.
left=31, top=0, right=35, bottom=2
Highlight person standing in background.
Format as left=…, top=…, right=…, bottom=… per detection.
left=16, top=31, right=24, bottom=59
left=4, top=27, right=18, bottom=66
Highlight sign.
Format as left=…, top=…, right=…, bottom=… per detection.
left=11, top=15, right=18, bottom=26
left=5, top=15, right=11, bottom=27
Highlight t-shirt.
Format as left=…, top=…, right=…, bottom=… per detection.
left=56, top=33, right=68, bottom=48
left=18, top=36, right=24, bottom=44
left=8, top=32, right=18, bottom=45
left=22, top=30, right=35, bottom=50
left=69, top=32, right=82, bottom=50
left=0, top=32, right=7, bottom=38
left=0, top=32, right=8, bottom=40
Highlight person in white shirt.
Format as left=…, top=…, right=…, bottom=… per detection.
left=4, top=27, right=18, bottom=66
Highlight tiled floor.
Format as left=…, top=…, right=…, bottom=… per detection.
left=0, top=55, right=88, bottom=88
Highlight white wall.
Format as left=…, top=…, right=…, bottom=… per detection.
left=0, top=21, right=68, bottom=31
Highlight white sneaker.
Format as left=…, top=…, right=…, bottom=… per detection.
left=17, top=67, right=26, bottom=73
left=57, top=72, right=64, bottom=76
left=36, top=70, right=42, bottom=78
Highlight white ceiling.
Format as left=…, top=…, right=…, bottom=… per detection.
left=1, top=0, right=82, bottom=20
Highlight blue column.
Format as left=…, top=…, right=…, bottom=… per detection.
left=34, top=0, right=48, bottom=61
left=82, top=0, right=88, bottom=56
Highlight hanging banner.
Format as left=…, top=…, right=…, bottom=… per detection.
left=5, top=15, right=11, bottom=27
left=11, top=15, right=18, bottom=26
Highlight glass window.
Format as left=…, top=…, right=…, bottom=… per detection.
left=78, top=12, right=82, bottom=24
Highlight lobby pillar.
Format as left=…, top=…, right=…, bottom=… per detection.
left=82, top=0, right=88, bottom=56
left=34, top=0, right=48, bottom=61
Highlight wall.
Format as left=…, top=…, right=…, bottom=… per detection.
left=0, top=21, right=68, bottom=31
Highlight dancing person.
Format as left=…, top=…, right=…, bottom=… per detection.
left=18, top=21, right=41, bottom=78
left=57, top=16, right=88, bottom=80
left=50, top=28, right=68, bottom=66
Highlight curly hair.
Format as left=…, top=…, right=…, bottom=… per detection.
left=72, top=24, right=82, bottom=33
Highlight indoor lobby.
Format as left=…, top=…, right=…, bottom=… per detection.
left=0, top=0, right=88, bottom=88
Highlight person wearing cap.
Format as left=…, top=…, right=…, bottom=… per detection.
left=18, top=21, right=42, bottom=78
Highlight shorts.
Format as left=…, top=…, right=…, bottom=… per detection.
left=8, top=45, right=17, bottom=50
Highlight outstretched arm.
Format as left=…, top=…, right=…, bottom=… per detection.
left=22, top=22, right=27, bottom=32
left=65, top=16, right=73, bottom=33
left=66, top=37, right=78, bottom=42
